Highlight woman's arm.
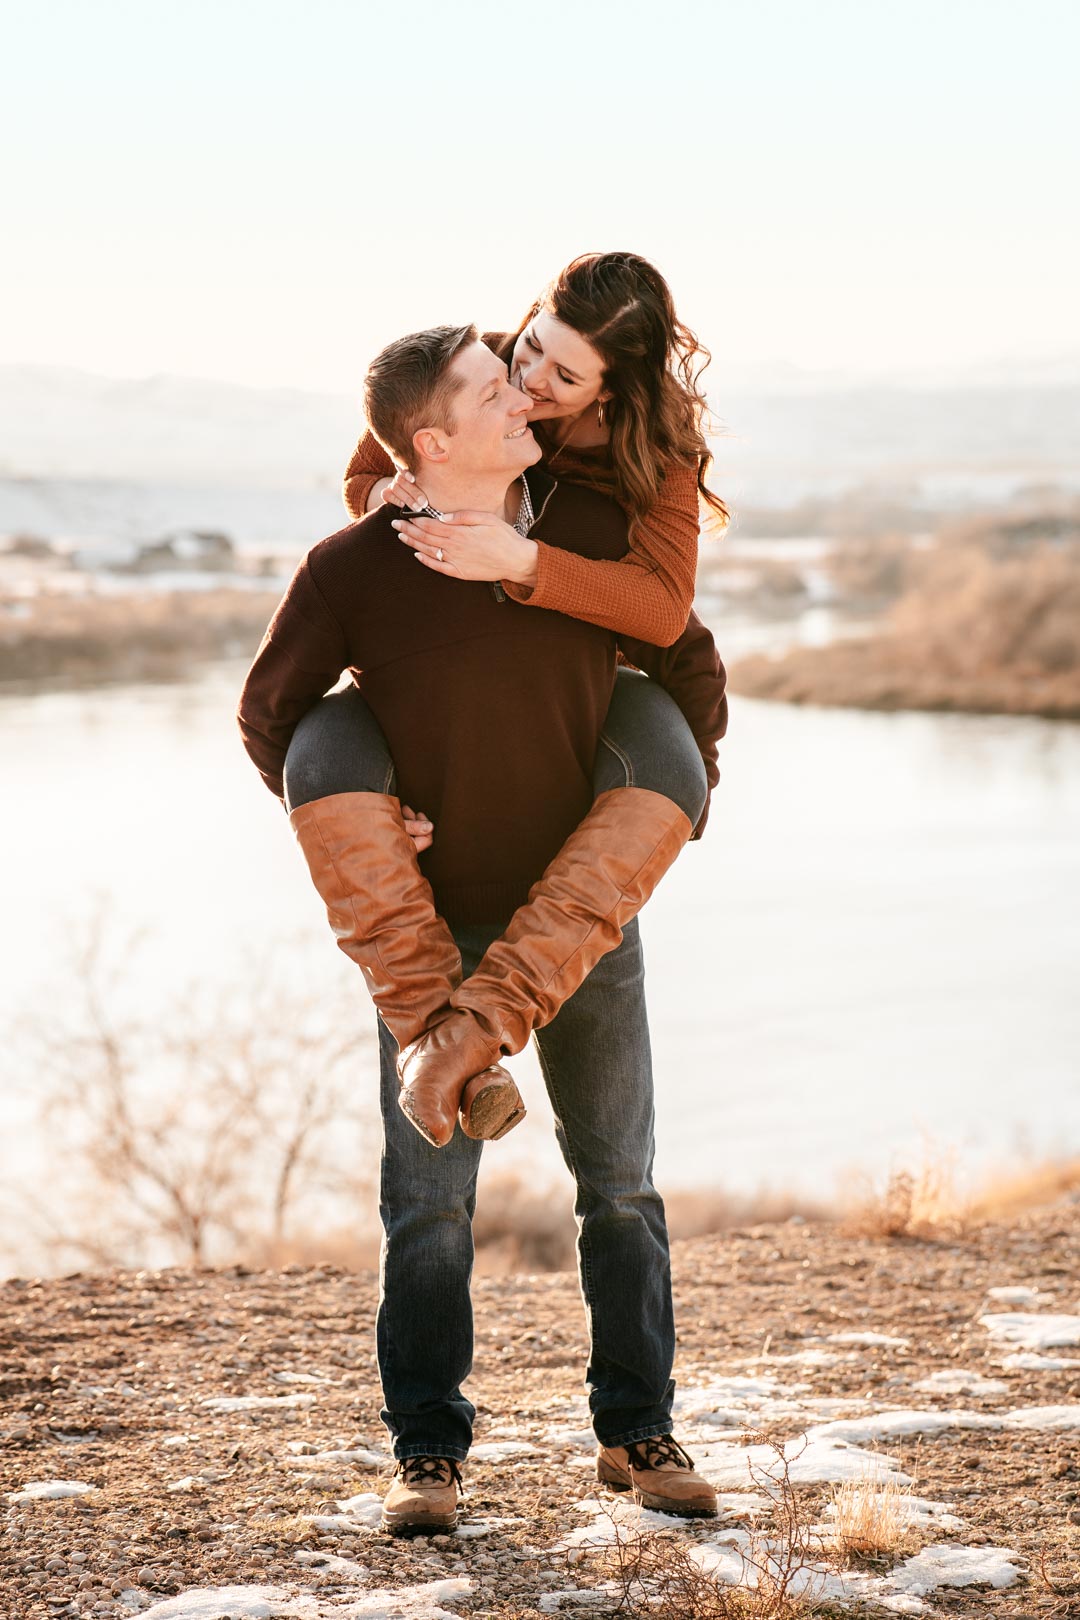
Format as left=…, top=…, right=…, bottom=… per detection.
left=502, top=460, right=701, bottom=647
left=342, top=429, right=397, bottom=520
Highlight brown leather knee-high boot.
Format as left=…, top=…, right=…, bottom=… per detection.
left=398, top=788, right=692, bottom=1118
left=288, top=791, right=525, bottom=1147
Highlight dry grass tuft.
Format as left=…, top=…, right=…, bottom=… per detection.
left=826, top=1478, right=921, bottom=1561
left=964, top=1156, right=1080, bottom=1221
left=842, top=1142, right=1080, bottom=1241
left=841, top=1149, right=970, bottom=1241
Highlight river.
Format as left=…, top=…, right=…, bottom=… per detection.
left=2, top=656, right=1078, bottom=1276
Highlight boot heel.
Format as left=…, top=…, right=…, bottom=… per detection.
left=460, top=1070, right=525, bottom=1141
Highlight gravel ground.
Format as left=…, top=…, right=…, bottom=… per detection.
left=2, top=1203, right=1079, bottom=1618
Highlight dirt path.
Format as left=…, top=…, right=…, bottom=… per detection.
left=3, top=1205, right=1078, bottom=1617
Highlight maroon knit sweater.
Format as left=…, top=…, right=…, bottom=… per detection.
left=238, top=467, right=727, bottom=924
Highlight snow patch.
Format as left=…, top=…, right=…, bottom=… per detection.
left=202, top=1394, right=317, bottom=1411
left=985, top=1285, right=1050, bottom=1306
left=333, top=1492, right=385, bottom=1528
left=755, top=1348, right=843, bottom=1367
left=136, top=1590, right=319, bottom=1619
left=697, top=1436, right=911, bottom=1487
left=807, top=1409, right=1001, bottom=1443
left=980, top=1312, right=1080, bottom=1348
left=1001, top=1404, right=1080, bottom=1431
left=168, top=1475, right=210, bottom=1492
left=1001, top=1350, right=1080, bottom=1370
left=337, top=1578, right=473, bottom=1617
left=453, top=1515, right=524, bottom=1538
left=293, top=1550, right=368, bottom=1578
left=889, top=1543, right=1022, bottom=1594
left=282, top=1449, right=386, bottom=1469
left=538, top=1589, right=616, bottom=1612
left=912, top=1370, right=1008, bottom=1396
left=551, top=1494, right=694, bottom=1550
left=7, top=1478, right=97, bottom=1502
left=468, top=1440, right=537, bottom=1461
left=825, top=1331, right=910, bottom=1347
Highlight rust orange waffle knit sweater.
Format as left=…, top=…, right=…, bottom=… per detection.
left=342, top=333, right=703, bottom=647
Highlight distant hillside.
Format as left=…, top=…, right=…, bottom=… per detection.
left=1, top=362, right=1079, bottom=548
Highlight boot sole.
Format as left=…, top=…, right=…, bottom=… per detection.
left=596, top=1463, right=717, bottom=1519
left=460, top=1078, right=526, bottom=1141
left=381, top=1508, right=459, bottom=1536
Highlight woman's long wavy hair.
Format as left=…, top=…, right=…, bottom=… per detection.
left=513, top=252, right=728, bottom=529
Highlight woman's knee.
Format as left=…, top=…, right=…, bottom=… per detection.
left=283, top=689, right=395, bottom=810
left=595, top=672, right=708, bottom=826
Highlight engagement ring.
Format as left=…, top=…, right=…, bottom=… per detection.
left=436, top=548, right=444, bottom=563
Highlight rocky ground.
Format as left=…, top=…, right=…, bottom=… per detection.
left=2, top=1204, right=1079, bottom=1619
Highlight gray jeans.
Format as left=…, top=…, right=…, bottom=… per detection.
left=284, top=667, right=708, bottom=825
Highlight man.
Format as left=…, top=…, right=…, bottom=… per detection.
left=238, top=325, right=727, bottom=1533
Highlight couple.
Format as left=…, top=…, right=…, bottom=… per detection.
left=238, top=253, right=729, bottom=1534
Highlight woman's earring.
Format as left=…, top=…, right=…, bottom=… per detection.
left=597, top=399, right=606, bottom=427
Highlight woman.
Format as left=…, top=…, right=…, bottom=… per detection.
left=343, top=250, right=727, bottom=645
left=285, top=253, right=727, bottom=1147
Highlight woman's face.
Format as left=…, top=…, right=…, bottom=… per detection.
left=510, top=311, right=607, bottom=423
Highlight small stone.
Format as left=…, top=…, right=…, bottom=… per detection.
left=1020, top=1497, right=1040, bottom=1509
left=136, top=1567, right=157, bottom=1586
left=69, top=1554, right=88, bottom=1565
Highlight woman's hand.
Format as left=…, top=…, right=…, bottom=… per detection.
left=369, top=469, right=432, bottom=513
left=391, top=511, right=539, bottom=587
left=401, top=805, right=433, bottom=855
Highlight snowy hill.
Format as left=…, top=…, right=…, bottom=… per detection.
left=2, top=361, right=1079, bottom=549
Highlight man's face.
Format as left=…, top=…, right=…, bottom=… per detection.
left=436, top=342, right=542, bottom=479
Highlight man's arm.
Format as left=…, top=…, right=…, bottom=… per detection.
left=617, top=611, right=728, bottom=839
left=237, top=556, right=350, bottom=800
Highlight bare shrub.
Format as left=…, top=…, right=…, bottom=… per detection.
left=6, top=909, right=379, bottom=1273
left=826, top=534, right=914, bottom=609
left=729, top=514, right=1080, bottom=718
left=0, top=586, right=280, bottom=686
left=600, top=1438, right=837, bottom=1618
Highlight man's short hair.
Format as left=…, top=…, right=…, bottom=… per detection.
left=363, top=324, right=478, bottom=465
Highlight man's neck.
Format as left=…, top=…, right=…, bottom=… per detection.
left=416, top=469, right=521, bottom=522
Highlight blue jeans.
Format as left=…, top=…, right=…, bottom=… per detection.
left=283, top=669, right=707, bottom=1460
left=376, top=915, right=675, bottom=1461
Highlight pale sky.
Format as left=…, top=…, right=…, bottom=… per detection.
left=3, top=0, right=1077, bottom=393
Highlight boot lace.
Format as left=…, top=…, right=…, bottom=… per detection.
left=624, top=1434, right=695, bottom=1473
left=398, top=1455, right=463, bottom=1492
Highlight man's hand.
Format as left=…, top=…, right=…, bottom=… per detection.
left=401, top=804, right=433, bottom=855
left=391, top=511, right=539, bottom=588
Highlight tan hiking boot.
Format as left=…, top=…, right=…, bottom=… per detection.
left=597, top=1434, right=717, bottom=1518
left=380, top=1454, right=462, bottom=1536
